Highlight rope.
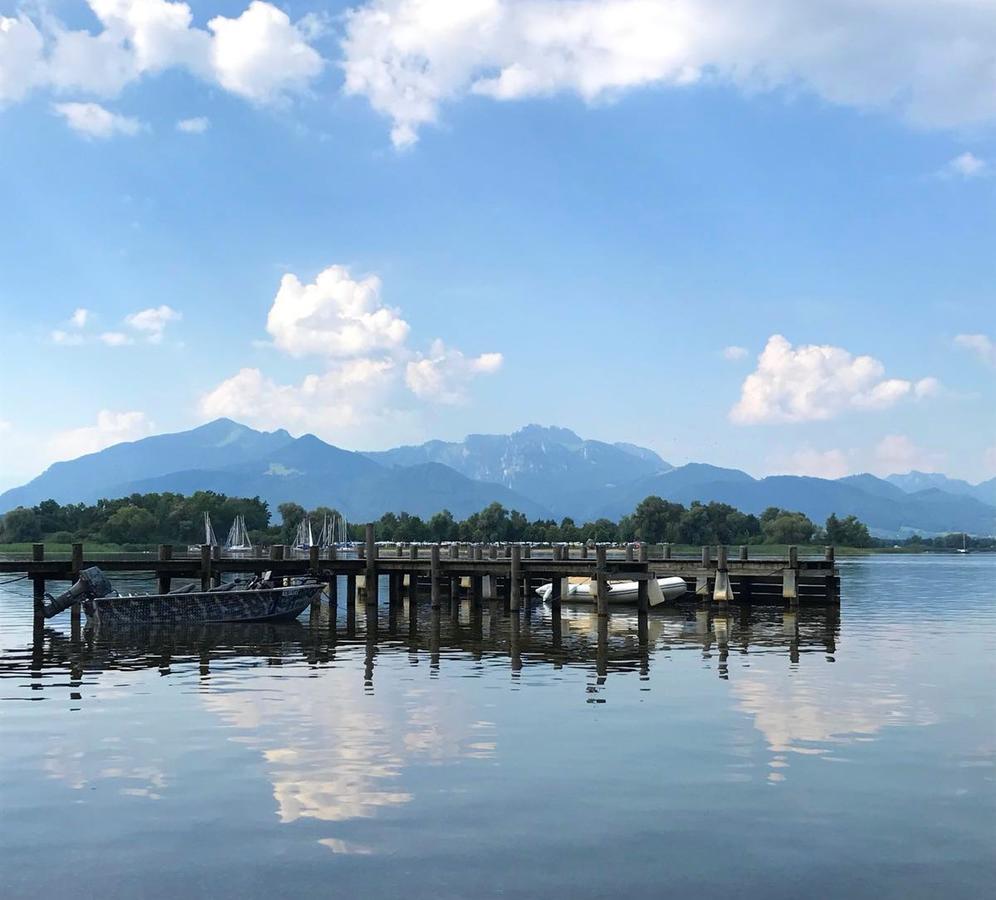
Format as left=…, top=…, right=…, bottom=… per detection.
left=0, top=574, right=30, bottom=585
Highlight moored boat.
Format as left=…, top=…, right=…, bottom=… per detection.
left=41, top=567, right=322, bottom=626
left=535, top=575, right=687, bottom=606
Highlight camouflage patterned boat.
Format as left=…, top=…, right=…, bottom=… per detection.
left=42, top=567, right=322, bottom=627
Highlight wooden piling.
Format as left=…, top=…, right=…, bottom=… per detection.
left=430, top=544, right=441, bottom=610
left=638, top=542, right=648, bottom=563
left=71, top=542, right=84, bottom=632
left=211, top=544, right=222, bottom=587
left=31, top=543, right=45, bottom=628
left=714, top=545, right=733, bottom=602
left=739, top=545, right=749, bottom=562
left=595, top=545, right=608, bottom=617
left=625, top=543, right=634, bottom=562
left=510, top=544, right=522, bottom=612
left=200, top=543, right=211, bottom=591
left=365, top=524, right=378, bottom=607
left=662, top=542, right=672, bottom=560
left=157, top=544, right=172, bottom=594
left=309, top=544, right=320, bottom=576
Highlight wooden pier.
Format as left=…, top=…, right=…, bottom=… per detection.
left=3, top=528, right=840, bottom=629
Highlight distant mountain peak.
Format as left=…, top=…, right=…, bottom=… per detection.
left=513, top=424, right=583, bottom=447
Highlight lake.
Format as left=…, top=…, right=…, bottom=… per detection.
left=1, top=555, right=993, bottom=899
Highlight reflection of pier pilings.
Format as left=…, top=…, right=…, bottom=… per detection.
left=10, top=599, right=842, bottom=702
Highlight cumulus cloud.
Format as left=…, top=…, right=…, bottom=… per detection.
left=0, top=15, right=46, bottom=103
left=47, top=410, right=154, bottom=461
left=722, top=345, right=748, bottom=361
left=874, top=434, right=946, bottom=475
left=70, top=307, right=90, bottom=328
left=51, top=101, right=144, bottom=138
left=940, top=151, right=988, bottom=179
left=200, top=264, right=502, bottom=439
left=730, top=335, right=936, bottom=424
left=199, top=360, right=398, bottom=433
left=342, top=0, right=996, bottom=147
left=405, top=340, right=503, bottom=404
left=125, top=304, right=181, bottom=342
left=176, top=115, right=209, bottom=132
left=955, top=333, right=996, bottom=366
left=1, top=1, right=322, bottom=114
left=207, top=2, right=324, bottom=104
left=267, top=266, right=409, bottom=358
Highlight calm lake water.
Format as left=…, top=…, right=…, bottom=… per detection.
left=1, top=555, right=993, bottom=899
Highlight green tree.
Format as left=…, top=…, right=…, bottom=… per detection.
left=102, top=505, right=156, bottom=543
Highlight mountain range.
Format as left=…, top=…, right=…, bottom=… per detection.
left=1, top=418, right=994, bottom=536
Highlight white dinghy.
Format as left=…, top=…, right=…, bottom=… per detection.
left=535, top=575, right=687, bottom=606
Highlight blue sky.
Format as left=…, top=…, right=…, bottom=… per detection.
left=1, top=0, right=994, bottom=491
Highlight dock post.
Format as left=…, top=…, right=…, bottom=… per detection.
left=638, top=542, right=648, bottom=563
left=200, top=544, right=211, bottom=591
left=309, top=545, right=321, bottom=613
left=662, top=542, right=672, bottom=560
left=580, top=544, right=588, bottom=560
left=783, top=546, right=799, bottom=605
left=31, top=543, right=45, bottom=630
left=624, top=543, right=634, bottom=562
left=714, top=545, right=733, bottom=602
left=825, top=545, right=837, bottom=603
left=471, top=545, right=483, bottom=608
left=510, top=545, right=522, bottom=612
left=211, top=544, right=222, bottom=587
left=365, top=524, right=378, bottom=608
left=430, top=544, right=441, bottom=610
left=346, top=573, right=357, bottom=633
left=696, top=545, right=711, bottom=598
left=637, top=576, right=649, bottom=646
left=157, top=544, right=172, bottom=595
left=550, top=544, right=563, bottom=623
left=71, top=542, right=84, bottom=634
left=595, top=545, right=609, bottom=618
left=739, top=545, right=749, bottom=562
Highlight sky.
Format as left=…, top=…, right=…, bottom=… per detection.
left=1, top=0, right=995, bottom=492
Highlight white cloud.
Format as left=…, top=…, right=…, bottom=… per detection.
left=730, top=334, right=935, bottom=424
left=199, top=360, right=398, bottom=434
left=201, top=264, right=502, bottom=439
left=342, top=0, right=996, bottom=147
left=176, top=115, right=209, bottom=132
left=266, top=265, right=409, bottom=358
left=873, top=434, right=946, bottom=475
left=722, top=345, right=748, bottom=361
left=207, top=1, right=324, bottom=104
left=125, top=304, right=181, bottom=342
left=52, top=101, right=144, bottom=138
left=955, top=333, right=996, bottom=366
left=70, top=307, right=90, bottom=328
left=47, top=410, right=154, bottom=462
left=0, top=15, right=46, bottom=104
left=405, top=339, right=503, bottom=404
left=941, top=151, right=987, bottom=178
left=100, top=331, right=133, bottom=346
left=2, top=1, right=322, bottom=114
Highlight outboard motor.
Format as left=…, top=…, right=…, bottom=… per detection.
left=42, top=566, right=114, bottom=618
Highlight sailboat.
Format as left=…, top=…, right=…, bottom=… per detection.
left=188, top=512, right=219, bottom=552
left=293, top=518, right=315, bottom=551
left=957, top=532, right=969, bottom=554
left=224, top=513, right=253, bottom=553
left=317, top=512, right=349, bottom=549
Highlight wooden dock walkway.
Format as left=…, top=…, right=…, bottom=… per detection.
left=3, top=527, right=840, bottom=629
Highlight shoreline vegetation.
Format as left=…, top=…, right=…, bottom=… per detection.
left=0, top=491, right=992, bottom=555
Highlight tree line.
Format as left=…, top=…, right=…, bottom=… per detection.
left=0, top=491, right=873, bottom=548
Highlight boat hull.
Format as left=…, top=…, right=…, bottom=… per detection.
left=84, top=584, right=322, bottom=627
left=535, top=576, right=687, bottom=606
